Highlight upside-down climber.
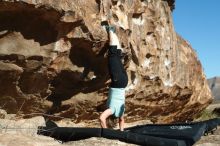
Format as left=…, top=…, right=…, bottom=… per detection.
left=99, top=19, right=128, bottom=131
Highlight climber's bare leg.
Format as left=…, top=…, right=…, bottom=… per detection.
left=109, top=30, right=121, bottom=49
left=106, top=20, right=124, bottom=52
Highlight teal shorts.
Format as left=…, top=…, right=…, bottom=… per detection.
left=107, top=88, right=125, bottom=117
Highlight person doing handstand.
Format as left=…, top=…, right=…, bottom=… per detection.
left=99, top=21, right=128, bottom=131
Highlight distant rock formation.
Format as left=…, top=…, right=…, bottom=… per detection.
left=208, top=76, right=220, bottom=102
left=0, top=0, right=212, bottom=123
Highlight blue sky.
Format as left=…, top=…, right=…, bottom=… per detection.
left=172, top=0, right=220, bottom=78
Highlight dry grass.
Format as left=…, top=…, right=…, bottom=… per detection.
left=196, top=109, right=218, bottom=121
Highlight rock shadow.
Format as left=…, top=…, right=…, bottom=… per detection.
left=0, top=1, right=77, bottom=46
left=46, top=38, right=110, bottom=114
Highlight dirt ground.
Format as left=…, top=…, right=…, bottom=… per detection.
left=0, top=104, right=220, bottom=146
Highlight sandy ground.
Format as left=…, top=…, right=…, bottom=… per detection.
left=0, top=103, right=220, bottom=146
left=195, top=126, right=220, bottom=146
left=0, top=127, right=219, bottom=146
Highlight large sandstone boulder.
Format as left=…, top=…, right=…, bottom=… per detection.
left=0, top=0, right=212, bottom=123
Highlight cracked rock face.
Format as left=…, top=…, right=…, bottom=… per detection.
left=0, top=0, right=212, bottom=123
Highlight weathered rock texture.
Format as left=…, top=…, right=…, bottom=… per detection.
left=0, top=0, right=212, bottom=123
